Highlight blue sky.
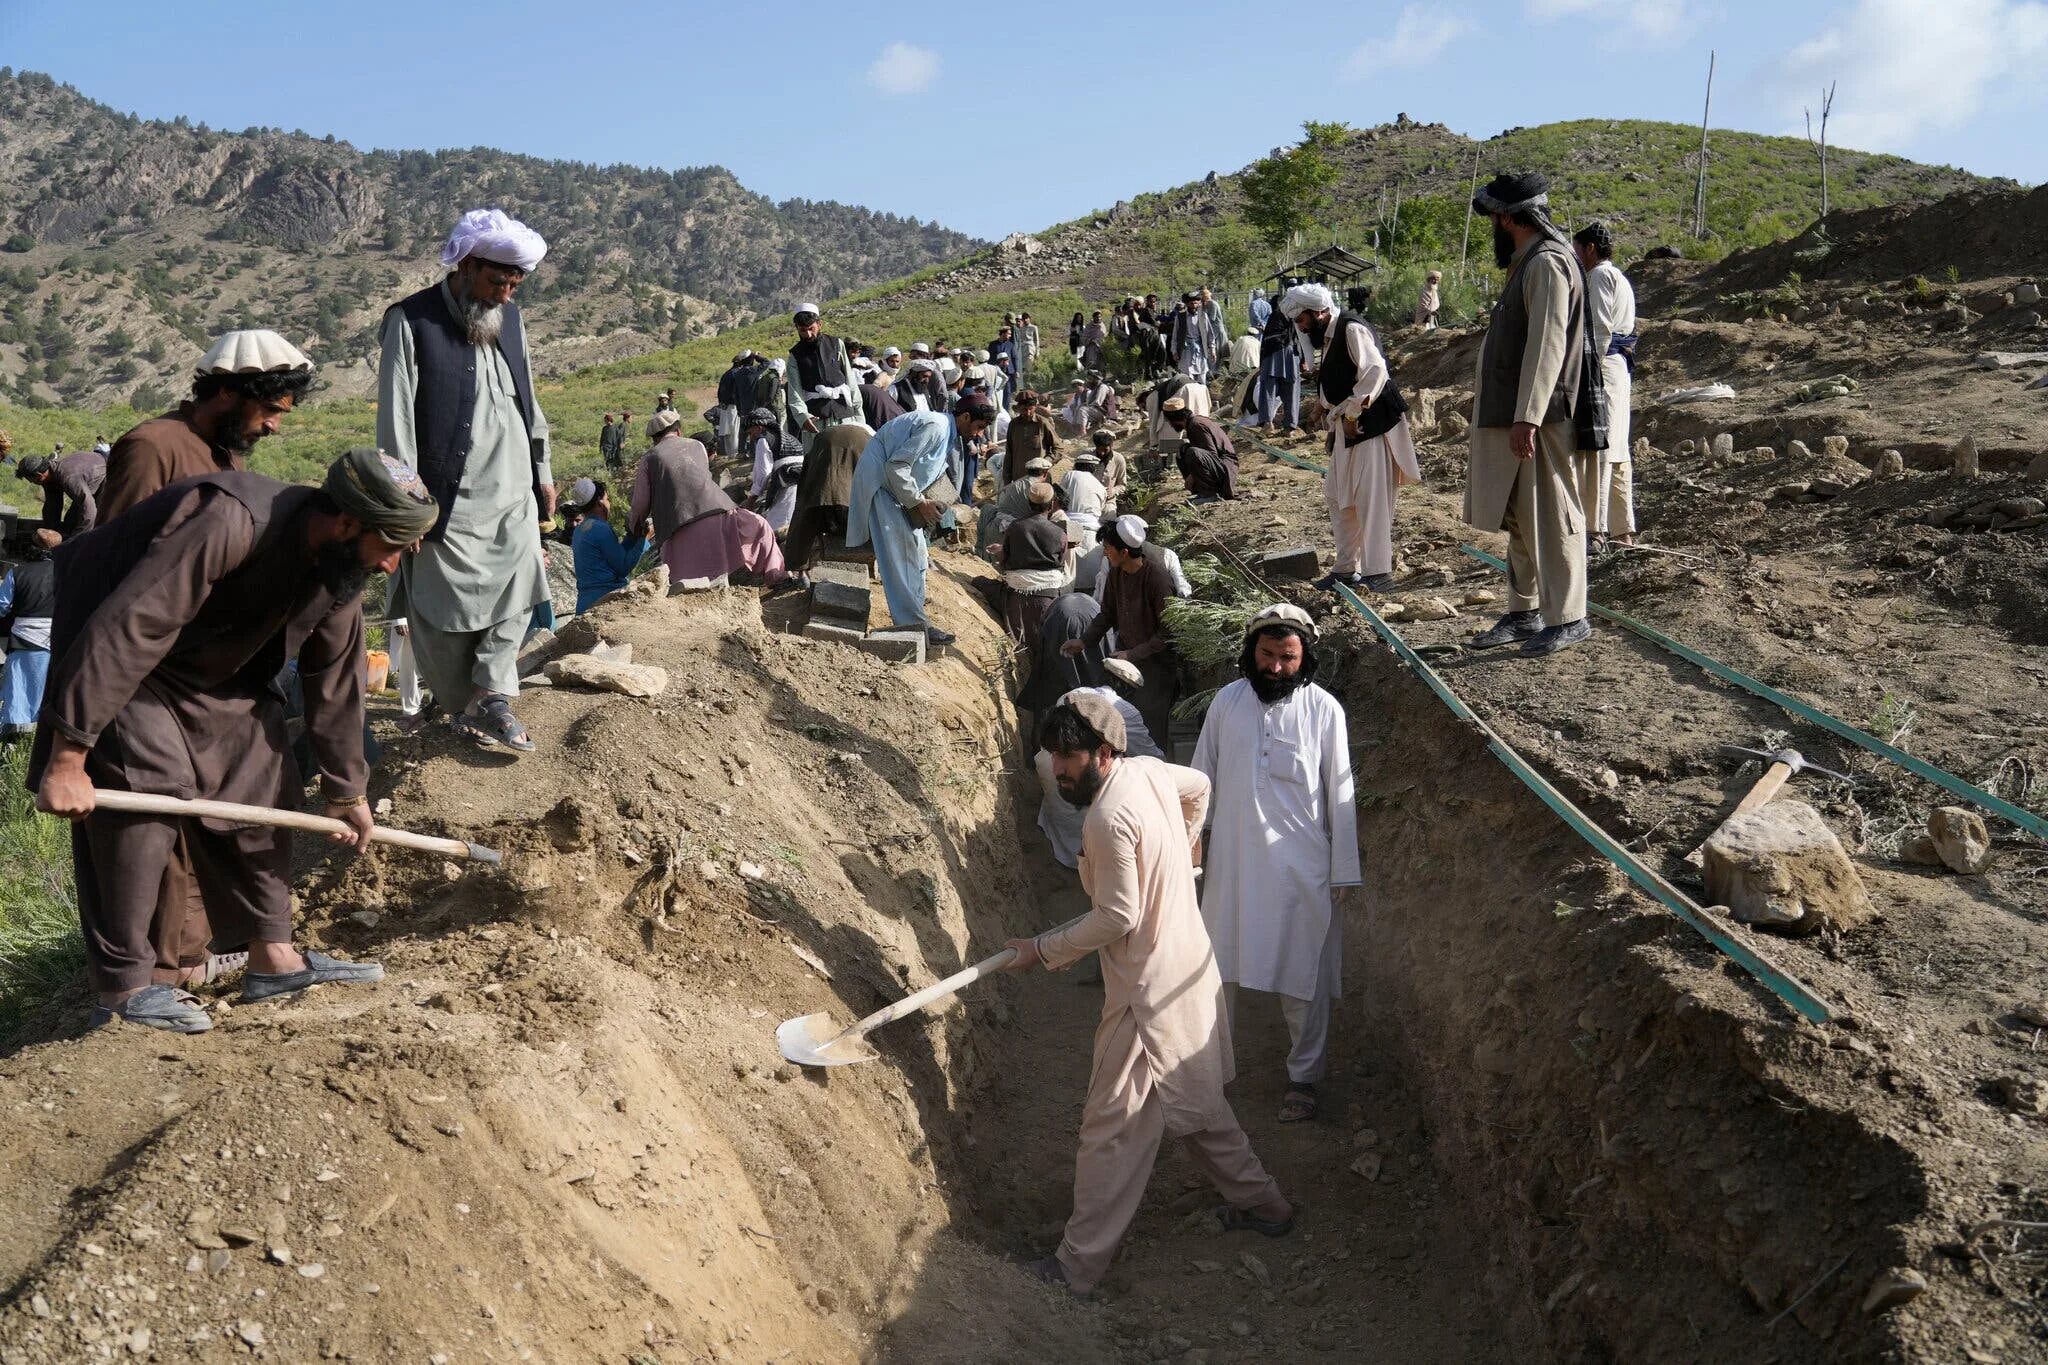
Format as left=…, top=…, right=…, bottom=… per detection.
left=4, top=0, right=2042, bottom=241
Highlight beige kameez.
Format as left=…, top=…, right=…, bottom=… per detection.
left=1035, top=756, right=1283, bottom=1292
left=1463, top=240, right=1594, bottom=627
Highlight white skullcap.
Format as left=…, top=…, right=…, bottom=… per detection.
left=1101, top=658, right=1143, bottom=689
left=1114, top=514, right=1147, bottom=546
left=440, top=208, right=547, bottom=272
left=793, top=302, right=822, bottom=318
left=1278, top=282, right=1336, bottom=319
left=909, top=341, right=931, bottom=355
left=770, top=357, right=787, bottom=373
left=194, top=329, right=312, bottom=378
left=1247, top=602, right=1319, bottom=644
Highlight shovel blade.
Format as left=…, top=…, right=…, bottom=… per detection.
left=777, top=1012, right=878, bottom=1068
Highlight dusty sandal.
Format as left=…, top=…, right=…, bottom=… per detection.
left=88, top=984, right=213, bottom=1034
left=240, top=951, right=385, bottom=1004
left=1277, top=1084, right=1319, bottom=1124
left=454, top=698, right=534, bottom=753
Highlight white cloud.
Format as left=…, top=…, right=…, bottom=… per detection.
left=1773, top=0, right=2048, bottom=149
left=1526, top=0, right=1694, bottom=44
left=866, top=42, right=939, bottom=97
left=1344, top=4, right=1471, bottom=76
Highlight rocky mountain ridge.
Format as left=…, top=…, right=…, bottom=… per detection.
left=0, top=69, right=979, bottom=405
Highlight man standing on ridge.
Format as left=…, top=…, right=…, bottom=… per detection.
left=787, top=304, right=862, bottom=437
left=378, top=207, right=556, bottom=753
left=1575, top=223, right=1637, bottom=549
left=1280, top=282, right=1420, bottom=594
left=1463, top=172, right=1595, bottom=658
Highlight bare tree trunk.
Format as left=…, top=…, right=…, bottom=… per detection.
left=1693, top=50, right=1716, bottom=240
left=1805, top=80, right=1837, bottom=219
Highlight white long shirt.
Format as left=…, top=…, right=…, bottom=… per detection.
left=1586, top=259, right=1637, bottom=354
left=1192, top=679, right=1361, bottom=1000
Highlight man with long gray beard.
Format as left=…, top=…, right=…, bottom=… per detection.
left=378, top=208, right=555, bottom=752
left=1463, top=172, right=1595, bottom=658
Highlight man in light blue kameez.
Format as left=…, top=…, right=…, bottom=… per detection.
left=846, top=395, right=997, bottom=648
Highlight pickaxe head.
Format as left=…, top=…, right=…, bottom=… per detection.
left=1719, top=743, right=1852, bottom=784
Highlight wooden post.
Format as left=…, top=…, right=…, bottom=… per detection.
left=1805, top=80, right=1837, bottom=219
left=1693, top=50, right=1716, bottom=240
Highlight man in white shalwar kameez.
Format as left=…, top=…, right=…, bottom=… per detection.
left=1278, top=283, right=1421, bottom=594
left=1007, top=693, right=1292, bottom=1295
left=1192, top=605, right=1359, bottom=1123
left=379, top=208, right=555, bottom=753
left=1575, top=223, right=1637, bottom=546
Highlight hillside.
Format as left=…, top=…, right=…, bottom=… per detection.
left=0, top=69, right=979, bottom=408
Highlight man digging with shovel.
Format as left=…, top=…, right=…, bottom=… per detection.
left=1002, top=693, right=1294, bottom=1294
left=31, top=448, right=437, bottom=1034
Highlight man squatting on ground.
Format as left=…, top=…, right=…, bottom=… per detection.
left=31, top=449, right=437, bottom=1034
left=1004, top=692, right=1294, bottom=1295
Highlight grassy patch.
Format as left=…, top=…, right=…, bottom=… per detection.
left=0, top=742, right=81, bottom=1031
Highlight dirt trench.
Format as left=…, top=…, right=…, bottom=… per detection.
left=0, top=551, right=1976, bottom=1364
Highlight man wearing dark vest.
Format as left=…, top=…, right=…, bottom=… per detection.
left=1162, top=395, right=1239, bottom=501
left=377, top=208, right=556, bottom=752
left=1279, top=283, right=1421, bottom=594
left=787, top=303, right=860, bottom=437
left=1462, top=172, right=1595, bottom=658
left=30, top=449, right=437, bottom=1033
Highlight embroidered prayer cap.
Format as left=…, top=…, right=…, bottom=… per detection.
left=793, top=302, right=822, bottom=321
left=647, top=409, right=684, bottom=439
left=1103, top=514, right=1148, bottom=551
left=909, top=341, right=932, bottom=356
left=744, top=406, right=780, bottom=429
left=1027, top=481, right=1056, bottom=508
left=1055, top=690, right=1127, bottom=755
left=323, top=447, right=439, bottom=546
left=1160, top=394, right=1189, bottom=414
left=1278, top=283, right=1335, bottom=320
left=194, top=328, right=313, bottom=379
left=439, top=208, right=547, bottom=272
left=974, top=348, right=991, bottom=363
left=1247, top=601, right=1319, bottom=645
left=1472, top=171, right=1550, bottom=217
left=1101, top=657, right=1143, bottom=690
left=1023, top=456, right=1054, bottom=473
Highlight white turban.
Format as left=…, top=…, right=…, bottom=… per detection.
left=440, top=208, right=547, bottom=272
left=1278, top=282, right=1335, bottom=320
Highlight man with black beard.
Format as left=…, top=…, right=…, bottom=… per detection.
left=378, top=208, right=555, bottom=753
left=1463, top=171, right=1595, bottom=658
left=786, top=303, right=861, bottom=436
left=1191, top=604, right=1360, bottom=1124
left=30, top=448, right=435, bottom=1033
left=100, top=330, right=316, bottom=521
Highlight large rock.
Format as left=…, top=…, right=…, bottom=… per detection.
left=1702, top=801, right=1874, bottom=936
left=1952, top=436, right=1980, bottom=478
left=1875, top=449, right=1906, bottom=478
left=544, top=655, right=668, bottom=698
left=1927, top=806, right=1993, bottom=874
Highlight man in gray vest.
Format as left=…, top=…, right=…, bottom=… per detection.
left=1462, top=173, right=1594, bottom=658
left=378, top=208, right=555, bottom=752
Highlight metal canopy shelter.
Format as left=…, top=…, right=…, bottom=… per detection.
left=1266, top=245, right=1378, bottom=286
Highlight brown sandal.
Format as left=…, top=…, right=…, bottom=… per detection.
left=1277, top=1084, right=1318, bottom=1123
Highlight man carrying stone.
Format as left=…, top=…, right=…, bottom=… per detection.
left=1163, top=394, right=1239, bottom=501
left=15, top=447, right=105, bottom=547
left=1463, top=172, right=1595, bottom=658
left=1062, top=515, right=1178, bottom=746
left=31, top=448, right=435, bottom=1033
left=1192, top=605, right=1360, bottom=1124
left=1280, top=282, right=1420, bottom=593
left=1004, top=693, right=1293, bottom=1295
left=378, top=207, right=556, bottom=753
left=787, top=304, right=862, bottom=437
left=847, top=396, right=997, bottom=648
left=1575, top=223, right=1637, bottom=549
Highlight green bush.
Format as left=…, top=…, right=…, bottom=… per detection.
left=0, top=744, right=81, bottom=1031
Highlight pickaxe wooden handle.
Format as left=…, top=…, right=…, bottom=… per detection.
left=88, top=790, right=502, bottom=864
left=1683, top=760, right=1795, bottom=867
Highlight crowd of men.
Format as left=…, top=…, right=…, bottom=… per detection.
left=0, top=166, right=1646, bottom=1293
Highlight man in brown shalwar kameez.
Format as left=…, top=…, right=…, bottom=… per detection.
left=31, top=449, right=437, bottom=1034
left=1004, top=693, right=1293, bottom=1294
left=95, top=330, right=319, bottom=991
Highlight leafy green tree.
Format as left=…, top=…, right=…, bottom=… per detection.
left=1140, top=222, right=1197, bottom=288
left=1203, top=221, right=1260, bottom=287
left=1239, top=123, right=1348, bottom=250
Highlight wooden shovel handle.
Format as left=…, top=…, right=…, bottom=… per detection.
left=851, top=912, right=1092, bottom=1040
left=88, top=790, right=501, bottom=864
left=1729, top=761, right=1794, bottom=819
